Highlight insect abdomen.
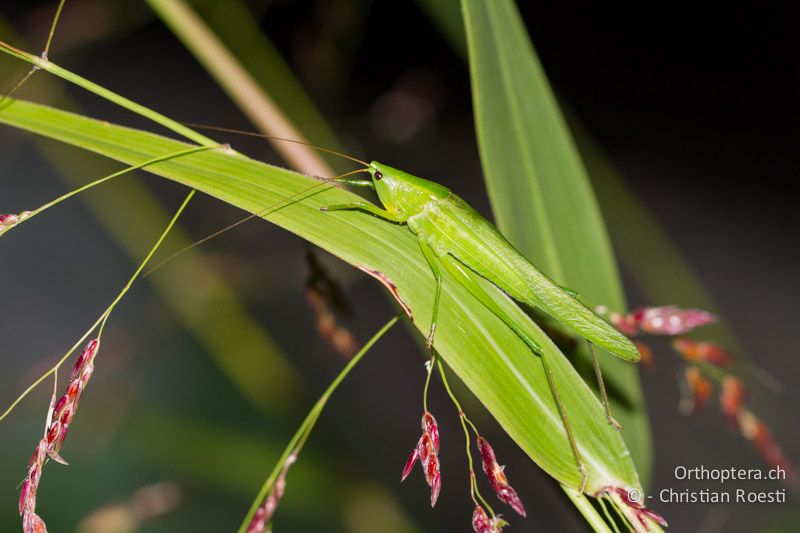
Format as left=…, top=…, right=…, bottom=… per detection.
left=427, top=197, right=639, bottom=362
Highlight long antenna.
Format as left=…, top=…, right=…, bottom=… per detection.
left=144, top=167, right=369, bottom=277
left=183, top=122, right=370, bottom=168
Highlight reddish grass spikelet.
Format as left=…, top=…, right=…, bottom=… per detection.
left=1, top=213, right=20, bottom=226
left=17, top=338, right=100, bottom=532
left=609, top=311, right=639, bottom=336
left=610, top=306, right=716, bottom=336
left=422, top=411, right=439, bottom=451
left=22, top=511, right=46, bottom=533
left=306, top=283, right=359, bottom=357
left=634, top=341, right=654, bottom=368
left=247, top=453, right=296, bottom=533
left=18, top=439, right=48, bottom=533
left=75, top=481, right=182, bottom=532
left=471, top=505, right=505, bottom=533
left=472, top=505, right=492, bottom=533
left=635, top=306, right=716, bottom=336
left=673, top=338, right=731, bottom=366
left=603, top=486, right=668, bottom=531
left=0, top=211, right=31, bottom=234
left=476, top=436, right=525, bottom=517
left=401, top=447, right=419, bottom=482
left=45, top=339, right=100, bottom=464
left=738, top=411, right=794, bottom=479
left=715, top=377, right=794, bottom=479
left=683, top=367, right=713, bottom=414
left=610, top=300, right=792, bottom=483
left=719, top=376, right=747, bottom=427
left=401, top=411, right=441, bottom=506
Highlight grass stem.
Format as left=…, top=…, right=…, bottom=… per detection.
left=0, top=190, right=195, bottom=422
left=238, top=315, right=399, bottom=532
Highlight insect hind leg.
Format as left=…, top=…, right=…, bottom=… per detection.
left=417, top=239, right=444, bottom=349
left=589, top=342, right=622, bottom=430
left=439, top=254, right=588, bottom=493
left=557, top=286, right=622, bottom=431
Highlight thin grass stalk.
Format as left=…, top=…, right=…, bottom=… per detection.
left=0, top=39, right=215, bottom=146
left=1, top=145, right=213, bottom=236
left=562, top=489, right=614, bottom=533
left=238, top=315, right=400, bottom=532
left=1, top=190, right=196, bottom=422
left=0, top=0, right=64, bottom=108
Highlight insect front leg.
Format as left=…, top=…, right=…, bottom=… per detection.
left=320, top=202, right=405, bottom=223
left=439, top=255, right=588, bottom=494
left=417, top=239, right=444, bottom=349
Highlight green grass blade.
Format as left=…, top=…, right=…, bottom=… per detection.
left=0, top=97, right=641, bottom=494
left=461, top=0, right=651, bottom=481
left=461, top=0, right=622, bottom=298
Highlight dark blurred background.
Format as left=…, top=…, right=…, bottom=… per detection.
left=0, top=1, right=797, bottom=531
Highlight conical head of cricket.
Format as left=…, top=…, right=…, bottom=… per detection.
left=368, top=161, right=451, bottom=220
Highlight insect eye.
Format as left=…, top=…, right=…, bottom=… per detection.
left=374, top=170, right=383, bottom=180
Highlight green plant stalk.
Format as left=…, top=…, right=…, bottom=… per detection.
left=41, top=0, right=67, bottom=58
left=1, top=190, right=195, bottom=421
left=239, top=315, right=399, bottom=531
left=125, top=408, right=420, bottom=530
left=0, top=0, right=65, bottom=106
left=563, top=488, right=614, bottom=533
left=596, top=496, right=623, bottom=533
left=0, top=145, right=212, bottom=236
left=436, top=360, right=496, bottom=516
